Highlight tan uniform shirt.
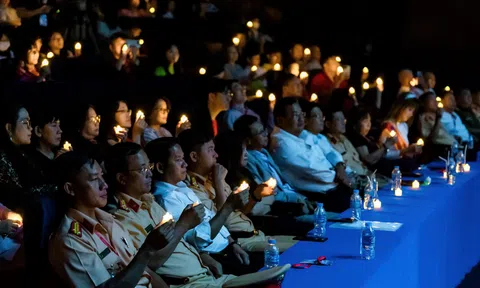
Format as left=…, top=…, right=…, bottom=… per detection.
left=327, top=134, right=370, bottom=176
left=113, top=192, right=211, bottom=278
left=49, top=208, right=152, bottom=288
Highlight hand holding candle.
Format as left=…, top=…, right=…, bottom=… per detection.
left=136, top=110, right=145, bottom=121
left=160, top=212, right=173, bottom=225
left=7, top=211, right=23, bottom=226
left=265, top=178, right=277, bottom=189
left=74, top=42, right=82, bottom=57
left=180, top=115, right=189, bottom=124
left=63, top=141, right=73, bottom=151
left=235, top=181, right=250, bottom=194
left=416, top=138, right=424, bottom=146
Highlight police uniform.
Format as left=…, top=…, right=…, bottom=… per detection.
left=49, top=208, right=152, bottom=287
left=327, top=134, right=370, bottom=176
left=113, top=192, right=237, bottom=287
left=185, top=172, right=296, bottom=252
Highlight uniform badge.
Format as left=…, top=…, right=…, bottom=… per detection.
left=69, top=221, right=82, bottom=237
left=191, top=177, right=200, bottom=189
left=119, top=199, right=130, bottom=212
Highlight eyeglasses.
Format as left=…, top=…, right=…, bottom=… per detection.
left=309, top=115, right=325, bottom=121
left=116, top=109, right=132, bottom=116
left=129, top=163, right=154, bottom=175
left=292, top=112, right=306, bottom=120
left=253, top=129, right=268, bottom=137
left=18, top=119, right=31, bottom=128
left=154, top=108, right=170, bottom=114
left=88, top=115, right=101, bottom=124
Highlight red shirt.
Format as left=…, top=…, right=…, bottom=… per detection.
left=310, top=71, right=348, bottom=106
left=212, top=119, right=218, bottom=136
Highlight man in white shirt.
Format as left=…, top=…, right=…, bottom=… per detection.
left=440, top=91, right=473, bottom=143
left=270, top=97, right=354, bottom=212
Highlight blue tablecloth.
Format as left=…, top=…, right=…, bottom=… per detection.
left=279, top=162, right=480, bottom=288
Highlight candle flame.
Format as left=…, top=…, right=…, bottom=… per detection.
left=412, top=180, right=420, bottom=189
left=373, top=199, right=382, bottom=209
left=416, top=138, right=424, bottom=146
left=348, top=87, right=356, bottom=95
left=246, top=21, right=253, bottom=28
left=337, top=66, right=344, bottom=75
left=273, top=63, right=281, bottom=71
left=235, top=181, right=250, bottom=194
left=199, top=67, right=206, bottom=75
left=180, top=115, right=188, bottom=124
left=463, top=163, right=471, bottom=172
left=47, top=52, right=54, bottom=59
left=362, top=82, right=370, bottom=90
left=255, top=90, right=263, bottom=97
left=7, top=212, right=22, bottom=226
left=304, top=48, right=311, bottom=55
left=63, top=141, right=72, bottom=151
left=335, top=56, right=341, bottom=63
left=389, top=130, right=397, bottom=137
left=232, top=37, right=240, bottom=46
left=149, top=7, right=155, bottom=13
left=300, top=71, right=309, bottom=80
left=265, top=178, right=277, bottom=189
left=74, top=42, right=82, bottom=50
left=136, top=110, right=145, bottom=121
left=310, top=93, right=318, bottom=102
left=444, top=86, right=451, bottom=92
left=160, top=212, right=173, bottom=225
left=438, top=102, right=444, bottom=109
left=268, top=93, right=276, bottom=102
left=41, top=59, right=49, bottom=67
left=114, top=125, right=126, bottom=134
left=362, top=67, right=369, bottom=74
left=251, top=65, right=258, bottom=72
left=436, top=97, right=442, bottom=102
left=139, top=39, right=144, bottom=45
left=122, top=44, right=129, bottom=53
left=376, top=77, right=383, bottom=86
left=395, top=188, right=403, bottom=196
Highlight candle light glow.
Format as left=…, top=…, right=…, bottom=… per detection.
left=41, top=59, right=49, bottom=67
left=47, top=52, right=54, bottom=59
left=232, top=37, right=240, bottom=46
left=389, top=130, right=397, bottom=137
left=376, top=77, right=383, bottom=86
left=63, top=141, right=72, bottom=151
left=436, top=97, right=442, bottom=102
left=304, top=48, right=311, bottom=55
left=444, top=86, right=451, bottom=92
left=335, top=56, right=341, bottom=62
left=349, top=87, right=356, bottom=95
left=463, top=163, right=471, bottom=172
left=273, top=63, right=281, bottom=71
left=362, top=82, right=370, bottom=90
left=160, top=212, right=173, bottom=225
left=395, top=188, right=403, bottom=196
left=246, top=21, right=253, bottom=28
left=310, top=93, right=318, bottom=102
left=235, top=181, right=250, bottom=194
left=74, top=42, right=82, bottom=50
left=337, top=66, right=344, bottom=75
left=438, top=102, right=444, bottom=109
left=149, top=7, right=155, bottom=13
left=136, top=110, right=145, bottom=120
left=180, top=115, right=188, bottom=124
left=300, top=71, right=309, bottom=80
left=114, top=125, right=126, bottom=134
left=139, top=39, right=144, bottom=45
left=265, top=178, right=277, bottom=189
left=7, top=212, right=22, bottom=226
left=199, top=67, right=206, bottom=75
left=362, top=67, right=369, bottom=74
left=251, top=65, right=258, bottom=72
left=412, top=180, right=420, bottom=189
left=255, top=90, right=263, bottom=97
left=416, top=138, right=424, bottom=146
left=192, top=201, right=200, bottom=207
left=443, top=171, right=447, bottom=179
left=268, top=93, right=276, bottom=102
left=373, top=199, right=382, bottom=209
left=122, top=44, right=128, bottom=54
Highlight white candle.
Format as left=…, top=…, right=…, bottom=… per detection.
left=373, top=199, right=382, bottom=209
left=255, top=90, right=263, bottom=98
left=268, top=93, right=276, bottom=102
left=395, top=188, right=402, bottom=196
left=63, top=141, right=72, bottom=151
left=310, top=93, right=318, bottom=102
left=199, top=67, right=206, bottom=75
left=416, top=138, right=424, bottom=146
left=160, top=212, right=173, bottom=225
left=136, top=110, right=145, bottom=121
left=265, top=178, right=277, bottom=189
left=235, top=181, right=250, bottom=194
left=463, top=163, right=471, bottom=173
left=412, top=180, right=420, bottom=189
left=180, top=115, right=189, bottom=124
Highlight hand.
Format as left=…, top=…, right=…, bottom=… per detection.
left=132, top=118, right=148, bottom=137
left=115, top=128, right=128, bottom=142
left=200, top=253, right=223, bottom=278
left=176, top=121, right=191, bottom=136
left=40, top=5, right=52, bottom=14
left=176, top=204, right=205, bottom=231
left=144, top=221, right=175, bottom=251
left=335, top=164, right=352, bottom=187
left=56, top=148, right=71, bottom=158
left=253, top=184, right=274, bottom=200
left=414, top=144, right=423, bottom=154
left=232, top=243, right=250, bottom=265
left=212, top=164, right=228, bottom=184
left=384, top=136, right=398, bottom=149
left=225, top=188, right=249, bottom=210
left=0, top=220, right=20, bottom=236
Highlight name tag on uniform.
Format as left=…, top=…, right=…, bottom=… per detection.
left=145, top=224, right=153, bottom=233
left=98, top=247, right=111, bottom=260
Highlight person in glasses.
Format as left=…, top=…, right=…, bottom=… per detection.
left=102, top=100, right=147, bottom=146
left=142, top=97, right=191, bottom=145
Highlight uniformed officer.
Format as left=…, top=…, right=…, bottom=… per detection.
left=49, top=151, right=173, bottom=288
left=105, top=142, right=292, bottom=287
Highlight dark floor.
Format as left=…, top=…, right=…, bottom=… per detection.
left=458, top=262, right=480, bottom=288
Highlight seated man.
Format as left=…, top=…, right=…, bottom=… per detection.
left=176, top=130, right=296, bottom=271
left=233, top=115, right=314, bottom=218
left=49, top=151, right=169, bottom=287
left=310, top=55, right=348, bottom=106
left=441, top=91, right=474, bottom=144
left=455, top=89, right=480, bottom=141
left=105, top=142, right=288, bottom=287
left=270, top=97, right=353, bottom=212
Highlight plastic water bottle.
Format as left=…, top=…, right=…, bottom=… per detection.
left=447, top=162, right=456, bottom=185
left=351, top=189, right=362, bottom=220
left=364, top=182, right=374, bottom=210
left=360, top=222, right=376, bottom=260
left=264, top=238, right=280, bottom=268
left=391, top=166, right=401, bottom=190
left=313, top=202, right=327, bottom=237
left=371, top=176, right=378, bottom=196
left=450, top=143, right=459, bottom=163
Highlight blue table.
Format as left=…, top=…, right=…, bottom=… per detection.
left=279, top=162, right=480, bottom=288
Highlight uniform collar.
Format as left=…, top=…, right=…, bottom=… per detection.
left=186, top=171, right=208, bottom=187
left=116, top=192, right=155, bottom=213
left=67, top=208, right=111, bottom=234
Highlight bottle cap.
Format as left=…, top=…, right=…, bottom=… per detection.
left=268, top=238, right=277, bottom=244
left=317, top=202, right=323, bottom=208
left=353, top=189, right=359, bottom=194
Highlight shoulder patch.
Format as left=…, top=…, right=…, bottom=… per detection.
left=69, top=221, right=82, bottom=237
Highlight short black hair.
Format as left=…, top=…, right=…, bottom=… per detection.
left=145, top=137, right=179, bottom=179
left=233, top=115, right=258, bottom=139
left=324, top=107, right=344, bottom=122
left=55, top=151, right=95, bottom=186
left=298, top=98, right=318, bottom=118
left=109, top=32, right=127, bottom=44
left=273, top=97, right=300, bottom=123
left=104, top=142, right=142, bottom=190
left=281, top=73, right=298, bottom=89
left=177, top=129, right=212, bottom=164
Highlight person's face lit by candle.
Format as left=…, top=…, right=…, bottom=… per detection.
left=6, top=108, right=32, bottom=145
left=423, top=93, right=438, bottom=113
left=291, top=44, right=303, bottom=62
left=151, top=99, right=170, bottom=126
left=227, top=46, right=239, bottom=64
left=305, top=106, right=324, bottom=135
left=277, top=102, right=305, bottom=136
left=282, top=75, right=303, bottom=97
left=189, top=140, right=219, bottom=173
left=326, top=111, right=346, bottom=135
left=34, top=38, right=42, bottom=51
left=27, top=47, right=39, bottom=65
left=48, top=32, right=64, bottom=54
left=323, top=57, right=340, bottom=77
left=442, top=92, right=456, bottom=113
left=268, top=52, right=282, bottom=65
left=231, top=82, right=247, bottom=105
left=122, top=150, right=153, bottom=198
left=311, top=45, right=321, bottom=62
left=82, top=107, right=100, bottom=140
left=250, top=54, right=261, bottom=67
left=35, top=119, right=63, bottom=149
left=160, top=144, right=189, bottom=183
left=358, top=113, right=372, bottom=137
left=115, top=101, right=132, bottom=128
left=109, top=36, right=127, bottom=60
left=424, top=72, right=436, bottom=89
left=398, top=105, right=416, bottom=123
left=208, top=90, right=231, bottom=120
left=166, top=45, right=180, bottom=64
left=248, top=121, right=268, bottom=150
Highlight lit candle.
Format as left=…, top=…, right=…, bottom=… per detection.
left=410, top=78, right=418, bottom=87
left=149, top=7, right=155, bottom=13
left=438, top=102, right=444, bottom=109
left=121, top=44, right=129, bottom=54
left=180, top=115, right=189, bottom=124
left=139, top=39, right=144, bottom=45
left=192, top=201, right=200, bottom=207
left=444, top=86, right=451, bottom=92
left=373, top=199, right=382, bottom=209
left=273, top=63, right=281, bottom=71
left=160, top=212, right=173, bottom=225
left=47, top=52, right=54, bottom=59
left=335, top=56, right=341, bottom=63
left=416, top=138, right=424, bottom=146
left=114, top=125, right=126, bottom=134
left=265, top=178, right=277, bottom=189
left=251, top=65, right=258, bottom=72
left=394, top=188, right=403, bottom=196
left=41, top=59, right=49, bottom=67
left=436, top=97, right=442, bottom=102
left=442, top=171, right=447, bottom=179
left=337, top=66, right=344, bottom=75
left=362, top=67, right=369, bottom=74
left=412, top=180, right=420, bottom=189
left=199, top=67, right=206, bottom=75
left=362, top=82, right=370, bottom=90
left=463, top=163, right=471, bottom=172
left=136, top=110, right=145, bottom=121
left=310, top=93, right=318, bottom=102
left=376, top=77, right=383, bottom=86
left=304, top=48, right=311, bottom=56
left=268, top=93, right=276, bottom=102
left=232, top=37, right=240, bottom=46
left=74, top=42, right=82, bottom=52
left=63, top=141, right=72, bottom=151
left=235, top=181, right=250, bottom=194
left=255, top=90, right=263, bottom=98
left=299, top=71, right=309, bottom=80
left=246, top=21, right=253, bottom=28
left=348, top=87, right=356, bottom=95
left=7, top=212, right=23, bottom=226
left=389, top=130, right=396, bottom=137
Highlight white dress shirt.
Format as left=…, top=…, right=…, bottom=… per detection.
left=440, top=111, right=471, bottom=142
left=152, top=181, right=230, bottom=253
left=301, top=131, right=344, bottom=167
left=270, top=127, right=337, bottom=193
